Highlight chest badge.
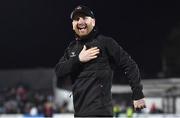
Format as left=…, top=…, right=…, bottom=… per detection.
left=70, top=52, right=76, bottom=57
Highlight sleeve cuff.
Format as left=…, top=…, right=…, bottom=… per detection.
left=132, top=87, right=145, bottom=100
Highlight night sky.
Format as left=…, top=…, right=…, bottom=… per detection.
left=0, top=0, right=180, bottom=78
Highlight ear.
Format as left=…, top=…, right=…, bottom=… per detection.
left=92, top=18, right=95, bottom=27
left=72, top=21, right=75, bottom=30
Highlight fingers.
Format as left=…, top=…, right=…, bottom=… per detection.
left=133, top=99, right=146, bottom=110
left=90, top=50, right=100, bottom=55
left=87, top=47, right=99, bottom=51
left=82, top=45, right=87, bottom=51
left=89, top=55, right=98, bottom=60
left=87, top=47, right=100, bottom=55
left=82, top=46, right=99, bottom=52
left=134, top=104, right=146, bottom=110
left=134, top=103, right=146, bottom=109
left=79, top=46, right=100, bottom=63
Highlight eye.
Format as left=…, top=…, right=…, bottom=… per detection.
left=73, top=17, right=80, bottom=21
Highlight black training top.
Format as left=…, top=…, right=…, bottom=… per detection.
left=55, top=29, right=144, bottom=117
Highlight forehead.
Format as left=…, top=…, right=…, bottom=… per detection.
left=72, top=13, right=91, bottom=20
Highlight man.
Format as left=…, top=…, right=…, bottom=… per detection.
left=55, top=5, right=146, bottom=117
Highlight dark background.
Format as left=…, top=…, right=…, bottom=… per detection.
left=0, top=0, right=180, bottom=79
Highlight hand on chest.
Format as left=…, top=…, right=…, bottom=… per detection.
left=69, top=40, right=102, bottom=58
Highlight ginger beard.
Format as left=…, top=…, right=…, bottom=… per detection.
left=72, top=16, right=95, bottom=38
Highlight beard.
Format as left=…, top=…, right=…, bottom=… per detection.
left=74, top=23, right=94, bottom=37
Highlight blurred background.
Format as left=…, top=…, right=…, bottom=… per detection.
left=0, top=0, right=180, bottom=117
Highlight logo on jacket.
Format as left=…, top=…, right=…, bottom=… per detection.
left=70, top=52, right=76, bottom=57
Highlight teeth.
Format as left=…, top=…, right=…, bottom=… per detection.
left=80, top=27, right=85, bottom=29
left=78, top=27, right=86, bottom=30
left=77, top=24, right=86, bottom=29
left=78, top=26, right=85, bottom=29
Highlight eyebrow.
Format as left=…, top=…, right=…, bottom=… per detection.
left=73, top=16, right=89, bottom=20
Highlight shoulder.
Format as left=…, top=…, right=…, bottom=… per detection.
left=96, top=34, right=119, bottom=46
left=96, top=34, right=114, bottom=43
left=97, top=34, right=114, bottom=40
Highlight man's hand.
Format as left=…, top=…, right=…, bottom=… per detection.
left=79, top=45, right=100, bottom=63
left=133, top=98, right=146, bottom=110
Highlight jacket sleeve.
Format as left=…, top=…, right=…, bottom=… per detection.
left=105, top=37, right=144, bottom=100
left=54, top=47, right=82, bottom=78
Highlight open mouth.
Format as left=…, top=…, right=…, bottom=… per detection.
left=77, top=24, right=87, bottom=31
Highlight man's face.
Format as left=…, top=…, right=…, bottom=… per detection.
left=72, top=14, right=95, bottom=38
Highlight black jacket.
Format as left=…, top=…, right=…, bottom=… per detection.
left=55, top=30, right=144, bottom=117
